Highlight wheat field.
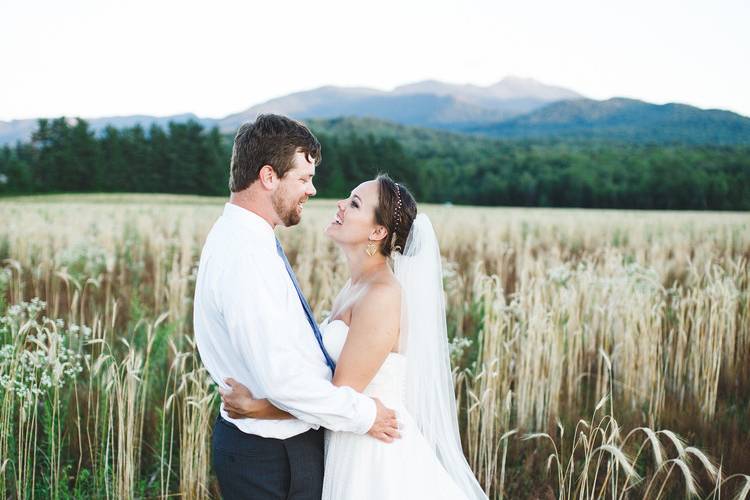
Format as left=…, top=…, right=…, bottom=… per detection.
left=0, top=193, right=749, bottom=499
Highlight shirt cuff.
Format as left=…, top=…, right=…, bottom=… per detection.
left=355, top=394, right=377, bottom=435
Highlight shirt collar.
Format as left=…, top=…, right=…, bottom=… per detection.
left=222, top=203, right=278, bottom=254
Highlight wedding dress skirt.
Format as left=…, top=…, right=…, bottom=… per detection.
left=320, top=318, right=469, bottom=500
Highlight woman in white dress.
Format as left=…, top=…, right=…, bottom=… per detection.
left=221, top=174, right=487, bottom=500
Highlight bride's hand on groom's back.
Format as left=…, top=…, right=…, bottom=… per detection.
left=367, top=398, right=401, bottom=443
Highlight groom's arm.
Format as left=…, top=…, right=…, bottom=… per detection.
left=221, top=282, right=404, bottom=443
left=220, top=377, right=400, bottom=443
left=219, top=248, right=376, bottom=434
left=220, top=378, right=293, bottom=420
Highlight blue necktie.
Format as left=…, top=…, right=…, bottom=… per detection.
left=275, top=237, right=337, bottom=375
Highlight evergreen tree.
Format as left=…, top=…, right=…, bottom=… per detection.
left=2, top=117, right=749, bottom=211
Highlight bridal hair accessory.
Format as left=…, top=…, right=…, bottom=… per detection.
left=366, top=239, right=377, bottom=257
left=394, top=183, right=403, bottom=229
left=391, top=183, right=403, bottom=253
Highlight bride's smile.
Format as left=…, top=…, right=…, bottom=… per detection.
left=324, top=181, right=386, bottom=252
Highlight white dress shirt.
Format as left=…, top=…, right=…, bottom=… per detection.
left=194, top=203, right=376, bottom=439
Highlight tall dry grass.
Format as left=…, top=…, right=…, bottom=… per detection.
left=0, top=194, right=748, bottom=498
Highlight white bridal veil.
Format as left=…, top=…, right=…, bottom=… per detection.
left=393, top=213, right=488, bottom=500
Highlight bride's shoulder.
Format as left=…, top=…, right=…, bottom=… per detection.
left=353, top=277, right=401, bottom=317
left=373, top=272, right=402, bottom=299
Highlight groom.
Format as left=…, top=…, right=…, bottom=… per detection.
left=193, top=114, right=400, bottom=500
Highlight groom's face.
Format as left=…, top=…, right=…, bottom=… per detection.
left=271, top=150, right=317, bottom=227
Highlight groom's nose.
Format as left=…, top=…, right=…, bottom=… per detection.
left=306, top=182, right=317, bottom=197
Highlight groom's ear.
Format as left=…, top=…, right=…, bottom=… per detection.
left=258, top=165, right=279, bottom=190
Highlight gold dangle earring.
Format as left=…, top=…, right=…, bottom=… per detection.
left=366, top=239, right=377, bottom=257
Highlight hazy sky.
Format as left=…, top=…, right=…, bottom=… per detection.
left=1, top=0, right=749, bottom=121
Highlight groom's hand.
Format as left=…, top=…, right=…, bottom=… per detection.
left=220, top=377, right=257, bottom=419
left=367, top=398, right=401, bottom=443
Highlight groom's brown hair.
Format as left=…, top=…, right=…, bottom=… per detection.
left=229, top=114, right=322, bottom=192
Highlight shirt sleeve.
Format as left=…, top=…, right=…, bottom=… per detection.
left=219, top=244, right=376, bottom=435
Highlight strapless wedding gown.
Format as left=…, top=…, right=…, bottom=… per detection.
left=320, top=318, right=469, bottom=500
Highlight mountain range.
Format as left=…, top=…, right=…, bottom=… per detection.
left=2, top=76, right=749, bottom=145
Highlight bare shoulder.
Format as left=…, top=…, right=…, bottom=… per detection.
left=349, top=275, right=402, bottom=341
left=354, top=277, right=401, bottom=318
left=333, top=276, right=402, bottom=388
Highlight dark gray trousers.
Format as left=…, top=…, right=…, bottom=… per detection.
left=212, top=416, right=324, bottom=500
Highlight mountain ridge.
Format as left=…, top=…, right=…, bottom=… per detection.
left=464, top=97, right=750, bottom=144
left=2, top=77, right=748, bottom=145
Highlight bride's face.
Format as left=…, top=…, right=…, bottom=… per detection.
left=325, top=180, right=385, bottom=247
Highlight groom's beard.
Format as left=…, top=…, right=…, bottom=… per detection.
left=272, top=188, right=304, bottom=227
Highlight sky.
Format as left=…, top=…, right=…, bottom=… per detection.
left=1, top=0, right=749, bottom=121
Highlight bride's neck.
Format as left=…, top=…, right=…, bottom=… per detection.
left=345, top=246, right=388, bottom=285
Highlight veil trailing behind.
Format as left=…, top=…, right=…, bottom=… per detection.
left=392, top=213, right=488, bottom=499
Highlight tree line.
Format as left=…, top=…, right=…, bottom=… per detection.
left=1, top=117, right=748, bottom=210
left=0, top=118, right=228, bottom=195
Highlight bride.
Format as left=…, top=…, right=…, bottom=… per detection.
left=221, top=174, right=487, bottom=500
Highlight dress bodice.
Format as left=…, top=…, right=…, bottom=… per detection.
left=321, top=318, right=407, bottom=408
left=319, top=318, right=479, bottom=500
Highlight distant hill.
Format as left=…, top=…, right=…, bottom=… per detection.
left=2, top=77, right=749, bottom=146
left=216, top=76, right=581, bottom=132
left=0, top=76, right=582, bottom=145
left=220, top=90, right=507, bottom=131
left=465, top=98, right=750, bottom=144
left=393, top=76, right=581, bottom=102
left=307, top=116, right=498, bottom=160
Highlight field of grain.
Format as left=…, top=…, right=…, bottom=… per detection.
left=0, top=194, right=749, bottom=499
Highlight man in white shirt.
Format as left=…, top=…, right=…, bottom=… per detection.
left=193, top=114, right=400, bottom=500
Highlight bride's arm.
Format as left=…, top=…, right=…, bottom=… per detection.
left=332, top=283, right=400, bottom=392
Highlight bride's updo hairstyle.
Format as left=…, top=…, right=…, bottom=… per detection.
left=374, top=173, right=418, bottom=257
